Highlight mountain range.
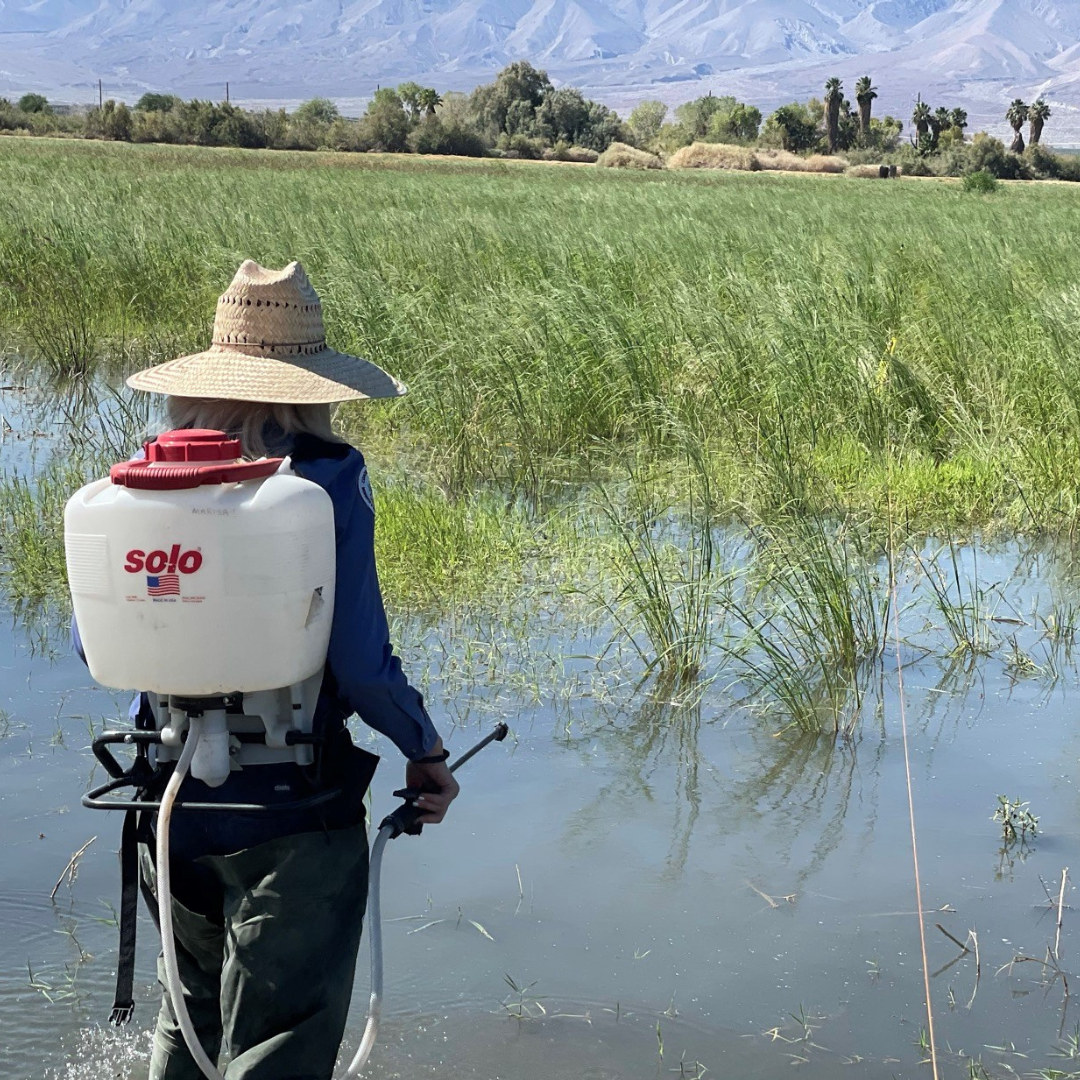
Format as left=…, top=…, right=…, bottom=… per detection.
left=2, top=0, right=1080, bottom=143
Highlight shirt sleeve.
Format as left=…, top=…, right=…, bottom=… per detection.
left=319, top=453, right=440, bottom=761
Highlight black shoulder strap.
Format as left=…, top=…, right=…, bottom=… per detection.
left=288, top=433, right=352, bottom=463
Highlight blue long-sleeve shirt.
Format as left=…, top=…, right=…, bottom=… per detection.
left=286, top=432, right=439, bottom=761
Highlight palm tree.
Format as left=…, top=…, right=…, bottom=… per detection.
left=1006, top=98, right=1028, bottom=153
left=1029, top=98, right=1051, bottom=145
left=927, top=106, right=950, bottom=149
left=824, top=77, right=843, bottom=152
left=855, top=76, right=877, bottom=143
left=912, top=99, right=931, bottom=147
left=418, top=87, right=443, bottom=119
left=949, top=107, right=968, bottom=135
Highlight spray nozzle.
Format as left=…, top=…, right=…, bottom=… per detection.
left=379, top=723, right=510, bottom=839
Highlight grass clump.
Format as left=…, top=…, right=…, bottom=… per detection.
left=596, top=142, right=664, bottom=169
left=667, top=143, right=848, bottom=174
left=668, top=142, right=759, bottom=171
left=962, top=169, right=999, bottom=194
left=754, top=148, right=848, bottom=173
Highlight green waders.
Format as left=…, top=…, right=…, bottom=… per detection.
left=141, top=822, right=369, bottom=1080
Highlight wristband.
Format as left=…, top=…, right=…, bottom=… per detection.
left=413, top=749, right=450, bottom=764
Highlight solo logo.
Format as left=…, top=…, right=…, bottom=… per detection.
left=125, top=545, right=203, bottom=575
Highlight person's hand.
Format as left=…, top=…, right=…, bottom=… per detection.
left=405, top=740, right=460, bottom=825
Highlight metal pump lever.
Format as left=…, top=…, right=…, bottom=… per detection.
left=380, top=722, right=509, bottom=839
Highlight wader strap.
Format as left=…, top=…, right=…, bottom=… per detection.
left=136, top=810, right=160, bottom=930
left=110, top=809, right=139, bottom=1025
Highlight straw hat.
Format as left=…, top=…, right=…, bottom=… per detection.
left=127, top=260, right=405, bottom=404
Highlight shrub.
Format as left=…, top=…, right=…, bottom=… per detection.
left=132, top=108, right=183, bottom=143
left=962, top=169, right=999, bottom=194
left=1024, top=144, right=1080, bottom=182
left=544, top=142, right=598, bottom=163
left=596, top=141, right=664, bottom=169
left=668, top=142, right=758, bottom=170
left=969, top=133, right=1025, bottom=180
left=934, top=143, right=973, bottom=177
left=500, top=133, right=544, bottom=159
left=408, top=116, right=487, bottom=157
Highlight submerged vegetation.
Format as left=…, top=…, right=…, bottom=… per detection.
left=4, top=140, right=1080, bottom=728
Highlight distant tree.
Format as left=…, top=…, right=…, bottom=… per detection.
left=912, top=99, right=931, bottom=145
left=582, top=100, right=626, bottom=152
left=704, top=100, right=761, bottom=143
left=854, top=76, right=877, bottom=143
left=675, top=93, right=730, bottom=141
left=397, top=82, right=425, bottom=123
left=535, top=86, right=591, bottom=145
left=134, top=93, right=180, bottom=113
left=931, top=106, right=951, bottom=149
left=471, top=61, right=552, bottom=138
left=949, top=107, right=968, bottom=133
left=836, top=96, right=860, bottom=151
left=1029, top=98, right=1051, bottom=145
left=360, top=88, right=410, bottom=152
left=294, top=98, right=339, bottom=126
left=763, top=102, right=821, bottom=153
left=418, top=87, right=443, bottom=119
left=18, top=93, right=50, bottom=114
left=823, top=77, right=843, bottom=152
left=868, top=115, right=903, bottom=151
left=1006, top=99, right=1028, bottom=153
left=628, top=99, right=667, bottom=146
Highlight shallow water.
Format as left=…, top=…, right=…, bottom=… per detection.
left=5, top=379, right=1080, bottom=1080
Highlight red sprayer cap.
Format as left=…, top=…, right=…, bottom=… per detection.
left=110, top=429, right=283, bottom=491
left=145, top=429, right=243, bottom=463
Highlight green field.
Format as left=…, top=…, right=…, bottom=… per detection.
left=4, top=138, right=1080, bottom=723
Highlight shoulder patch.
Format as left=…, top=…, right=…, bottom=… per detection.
left=358, top=465, right=375, bottom=515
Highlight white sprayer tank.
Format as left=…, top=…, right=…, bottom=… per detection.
left=65, top=429, right=335, bottom=696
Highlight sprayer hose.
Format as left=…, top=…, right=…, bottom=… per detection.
left=341, top=823, right=393, bottom=1079
left=156, top=720, right=391, bottom=1080
left=156, top=721, right=226, bottom=1080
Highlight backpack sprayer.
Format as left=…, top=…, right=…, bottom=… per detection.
left=65, top=430, right=508, bottom=1080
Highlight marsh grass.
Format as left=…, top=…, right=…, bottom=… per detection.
left=9, top=143, right=1080, bottom=735
left=918, top=541, right=995, bottom=656
left=724, top=513, right=888, bottom=734
left=597, top=433, right=724, bottom=692
left=3, top=139, right=1080, bottom=535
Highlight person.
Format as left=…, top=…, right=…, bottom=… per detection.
left=120, top=259, right=460, bottom=1080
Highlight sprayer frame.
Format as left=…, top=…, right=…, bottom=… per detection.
left=83, top=694, right=341, bottom=813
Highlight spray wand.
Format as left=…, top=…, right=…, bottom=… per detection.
left=158, top=721, right=510, bottom=1080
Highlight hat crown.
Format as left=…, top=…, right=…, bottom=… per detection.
left=211, top=260, right=328, bottom=358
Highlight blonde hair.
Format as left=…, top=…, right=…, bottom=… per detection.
left=165, top=397, right=342, bottom=459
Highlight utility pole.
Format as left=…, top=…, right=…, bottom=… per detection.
left=225, top=82, right=229, bottom=104
left=98, top=79, right=103, bottom=108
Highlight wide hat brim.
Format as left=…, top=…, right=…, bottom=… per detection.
left=126, top=345, right=406, bottom=405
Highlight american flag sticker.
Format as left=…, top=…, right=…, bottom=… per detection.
left=147, top=574, right=181, bottom=597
